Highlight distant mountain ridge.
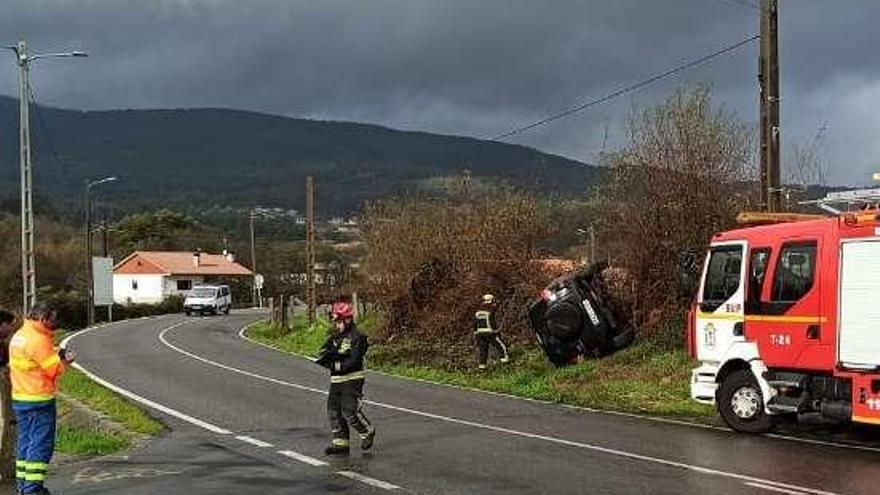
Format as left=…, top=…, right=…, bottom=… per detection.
left=0, top=95, right=600, bottom=215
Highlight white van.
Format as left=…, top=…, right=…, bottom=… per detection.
left=184, top=285, right=232, bottom=316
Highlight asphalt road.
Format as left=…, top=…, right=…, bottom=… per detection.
left=52, top=311, right=880, bottom=495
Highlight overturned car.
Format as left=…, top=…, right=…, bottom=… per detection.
left=527, top=262, right=635, bottom=366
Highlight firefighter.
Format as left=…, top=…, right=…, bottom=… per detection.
left=315, top=301, right=376, bottom=456
left=474, top=294, right=509, bottom=370
left=9, top=302, right=74, bottom=495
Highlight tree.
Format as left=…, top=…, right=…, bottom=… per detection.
left=596, top=85, right=757, bottom=338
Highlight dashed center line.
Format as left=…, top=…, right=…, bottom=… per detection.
left=277, top=450, right=328, bottom=467
left=338, top=471, right=401, bottom=490
left=235, top=435, right=274, bottom=448
left=745, top=482, right=810, bottom=495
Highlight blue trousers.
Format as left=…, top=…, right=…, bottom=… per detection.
left=14, top=401, right=56, bottom=494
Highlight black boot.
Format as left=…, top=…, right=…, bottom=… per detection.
left=324, top=443, right=350, bottom=456
left=361, top=428, right=376, bottom=451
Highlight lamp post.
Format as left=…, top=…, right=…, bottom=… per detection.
left=86, top=177, right=117, bottom=326
left=5, top=40, right=88, bottom=314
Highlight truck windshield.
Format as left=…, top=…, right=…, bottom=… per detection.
left=190, top=288, right=217, bottom=298
left=701, top=245, right=743, bottom=311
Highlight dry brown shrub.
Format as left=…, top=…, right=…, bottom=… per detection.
left=359, top=190, right=551, bottom=367
left=595, top=85, right=758, bottom=341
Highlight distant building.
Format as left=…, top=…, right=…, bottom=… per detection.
left=113, top=251, right=252, bottom=305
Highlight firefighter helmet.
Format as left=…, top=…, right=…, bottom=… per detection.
left=330, top=301, right=355, bottom=321
left=482, top=294, right=496, bottom=305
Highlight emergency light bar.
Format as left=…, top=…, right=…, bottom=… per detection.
left=800, top=187, right=880, bottom=215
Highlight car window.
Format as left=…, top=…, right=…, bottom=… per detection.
left=190, top=288, right=217, bottom=298
left=701, top=245, right=743, bottom=311
left=748, top=248, right=771, bottom=304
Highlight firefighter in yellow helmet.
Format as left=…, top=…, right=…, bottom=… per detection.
left=473, top=294, right=509, bottom=370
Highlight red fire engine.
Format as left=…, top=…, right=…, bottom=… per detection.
left=689, top=189, right=880, bottom=432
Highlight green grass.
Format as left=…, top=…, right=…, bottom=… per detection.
left=246, top=318, right=714, bottom=420
left=59, top=369, right=164, bottom=436
left=55, top=398, right=131, bottom=456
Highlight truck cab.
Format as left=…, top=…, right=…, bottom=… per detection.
left=690, top=190, right=880, bottom=432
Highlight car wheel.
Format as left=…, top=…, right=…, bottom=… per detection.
left=185, top=311, right=191, bottom=317
left=224, top=305, right=230, bottom=315
left=716, top=369, right=775, bottom=433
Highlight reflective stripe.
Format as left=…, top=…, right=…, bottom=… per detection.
left=331, top=438, right=350, bottom=447
left=39, top=354, right=61, bottom=370
left=475, top=310, right=494, bottom=333
left=9, top=357, right=37, bottom=371
left=330, top=371, right=366, bottom=383
left=24, top=472, right=46, bottom=481
left=12, top=392, right=55, bottom=402
left=25, top=461, right=48, bottom=470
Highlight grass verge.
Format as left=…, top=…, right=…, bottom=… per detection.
left=246, top=317, right=714, bottom=420
left=53, top=368, right=164, bottom=456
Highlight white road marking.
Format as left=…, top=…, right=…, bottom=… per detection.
left=277, top=450, right=328, bottom=467
left=167, top=322, right=849, bottom=495
left=239, top=321, right=880, bottom=456
left=337, top=471, right=401, bottom=490
left=65, top=321, right=233, bottom=435
left=235, top=436, right=274, bottom=448
left=745, top=482, right=810, bottom=495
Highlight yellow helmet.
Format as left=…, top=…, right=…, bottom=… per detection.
left=482, top=294, right=496, bottom=305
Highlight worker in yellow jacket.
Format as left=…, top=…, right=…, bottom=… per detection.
left=9, top=303, right=74, bottom=495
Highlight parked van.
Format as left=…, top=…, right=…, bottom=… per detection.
left=184, top=285, right=232, bottom=316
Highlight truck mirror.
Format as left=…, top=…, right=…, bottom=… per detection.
left=677, top=251, right=700, bottom=297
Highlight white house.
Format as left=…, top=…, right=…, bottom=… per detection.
left=113, top=251, right=252, bottom=305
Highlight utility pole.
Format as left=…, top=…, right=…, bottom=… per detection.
left=85, top=177, right=116, bottom=327
left=6, top=41, right=88, bottom=314
left=249, top=210, right=261, bottom=308
left=306, top=175, right=316, bottom=325
left=101, top=218, right=109, bottom=257
left=17, top=41, right=35, bottom=315
left=760, top=0, right=782, bottom=212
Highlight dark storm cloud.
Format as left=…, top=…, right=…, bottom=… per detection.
left=0, top=0, right=877, bottom=184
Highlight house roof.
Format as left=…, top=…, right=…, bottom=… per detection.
left=114, top=251, right=253, bottom=277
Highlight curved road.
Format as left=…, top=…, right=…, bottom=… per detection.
left=55, top=312, right=880, bottom=495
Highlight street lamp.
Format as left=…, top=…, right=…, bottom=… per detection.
left=86, top=177, right=117, bottom=326
left=4, top=40, right=88, bottom=314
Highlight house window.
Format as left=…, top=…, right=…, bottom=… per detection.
left=131, top=280, right=138, bottom=290
left=177, top=279, right=193, bottom=291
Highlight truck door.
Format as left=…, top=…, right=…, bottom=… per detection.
left=749, top=239, right=828, bottom=369
left=695, top=242, right=746, bottom=364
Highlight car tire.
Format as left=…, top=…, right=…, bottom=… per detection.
left=716, top=369, right=775, bottom=434
left=223, top=305, right=230, bottom=315
left=185, top=311, right=191, bottom=317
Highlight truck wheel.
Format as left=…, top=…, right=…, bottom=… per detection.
left=717, top=369, right=774, bottom=433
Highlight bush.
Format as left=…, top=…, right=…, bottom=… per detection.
left=595, top=85, right=757, bottom=343
left=360, top=190, right=554, bottom=367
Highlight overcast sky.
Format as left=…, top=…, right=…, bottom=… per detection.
left=0, top=0, right=876, bottom=185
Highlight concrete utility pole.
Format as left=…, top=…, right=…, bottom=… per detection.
left=17, top=42, right=34, bottom=316
left=85, top=177, right=116, bottom=327
left=249, top=210, right=261, bottom=308
left=306, top=175, right=316, bottom=325
left=6, top=41, right=88, bottom=314
left=759, top=0, right=782, bottom=212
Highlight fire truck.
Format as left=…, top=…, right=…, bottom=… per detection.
left=689, top=188, right=880, bottom=433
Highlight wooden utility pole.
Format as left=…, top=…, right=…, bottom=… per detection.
left=306, top=175, right=316, bottom=325
left=760, top=0, right=782, bottom=212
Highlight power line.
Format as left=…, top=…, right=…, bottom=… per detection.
left=488, top=34, right=760, bottom=142
left=27, top=84, right=73, bottom=184
left=714, top=0, right=758, bottom=10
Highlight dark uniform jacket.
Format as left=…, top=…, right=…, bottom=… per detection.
left=316, top=324, right=368, bottom=383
